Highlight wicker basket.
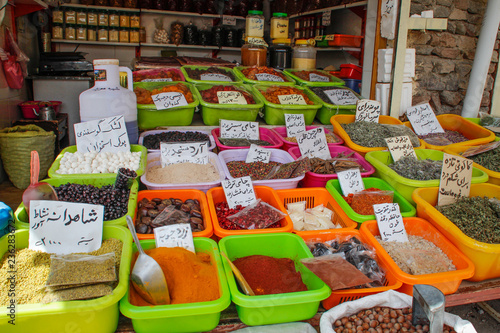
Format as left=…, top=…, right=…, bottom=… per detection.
left=0, top=125, right=55, bottom=189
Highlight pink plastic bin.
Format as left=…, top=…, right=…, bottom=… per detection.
left=271, top=126, right=343, bottom=152
left=212, top=127, right=283, bottom=151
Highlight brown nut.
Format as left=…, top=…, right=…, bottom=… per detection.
left=162, top=199, right=172, bottom=206
left=152, top=198, right=162, bottom=204
left=141, top=216, right=152, bottom=225
left=148, top=209, right=160, bottom=218
left=180, top=204, right=191, bottom=213
left=190, top=210, right=202, bottom=218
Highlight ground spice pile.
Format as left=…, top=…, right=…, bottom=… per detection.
left=146, top=162, right=219, bottom=184
left=343, top=188, right=393, bottom=215
left=341, top=122, right=421, bottom=147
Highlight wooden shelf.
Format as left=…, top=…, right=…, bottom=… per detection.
left=51, top=39, right=140, bottom=47
left=289, top=1, right=367, bottom=19
left=316, top=46, right=362, bottom=52
left=140, top=43, right=218, bottom=49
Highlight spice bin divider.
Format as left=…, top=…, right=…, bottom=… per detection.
left=0, top=226, right=132, bottom=333
left=233, top=66, right=296, bottom=86
left=134, top=189, right=213, bottom=239
left=275, top=187, right=357, bottom=236
left=284, top=69, right=345, bottom=87
left=271, top=125, right=343, bottom=152
left=211, top=127, right=283, bottom=151
left=305, top=86, right=361, bottom=124
left=14, top=177, right=138, bottom=229
left=48, top=144, right=147, bottom=179
left=444, top=145, right=500, bottom=186
left=218, top=232, right=331, bottom=325
left=180, top=66, right=242, bottom=84
left=138, top=129, right=216, bottom=153
left=300, top=229, right=403, bottom=309
left=119, top=237, right=231, bottom=333
left=412, top=184, right=500, bottom=282
left=207, top=185, right=293, bottom=238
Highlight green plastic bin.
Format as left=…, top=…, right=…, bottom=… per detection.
left=14, top=176, right=138, bottom=228
left=0, top=225, right=132, bottom=333
left=119, top=237, right=230, bottom=333
left=252, top=84, right=322, bottom=125
left=325, top=177, right=417, bottom=226
left=306, top=86, right=361, bottom=124
left=364, top=149, right=489, bottom=205
left=193, top=83, right=264, bottom=126
left=181, top=65, right=241, bottom=84
left=218, top=233, right=331, bottom=326
left=233, top=66, right=296, bottom=86
left=284, top=69, right=345, bottom=87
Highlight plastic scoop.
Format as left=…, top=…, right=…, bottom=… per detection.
left=126, top=215, right=170, bottom=305
left=220, top=251, right=255, bottom=296
left=22, top=151, right=58, bottom=213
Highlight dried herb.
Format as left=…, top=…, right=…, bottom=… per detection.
left=218, top=138, right=272, bottom=147
left=466, top=146, right=500, bottom=172
left=341, top=122, right=421, bottom=147
left=388, top=156, right=442, bottom=180
left=419, top=130, right=469, bottom=145
left=437, top=196, right=500, bottom=244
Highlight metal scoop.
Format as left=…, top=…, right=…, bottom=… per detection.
left=126, top=215, right=170, bottom=305
left=220, top=251, right=255, bottom=296
left=22, top=150, right=58, bottom=213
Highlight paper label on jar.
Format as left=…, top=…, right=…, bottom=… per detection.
left=406, top=103, right=444, bottom=135
left=247, top=17, right=264, bottom=36
left=278, top=94, right=307, bottom=105
left=217, top=91, right=248, bottom=105
left=152, top=92, right=189, bottom=110
left=223, top=16, right=236, bottom=26
left=142, top=78, right=173, bottom=82
left=374, top=203, right=409, bottom=243
left=271, top=19, right=288, bottom=38
left=355, top=99, right=381, bottom=123
left=297, top=127, right=331, bottom=159
left=247, top=37, right=267, bottom=46
left=200, top=73, right=232, bottom=82
left=309, top=73, right=330, bottom=82
left=255, top=73, right=284, bottom=82
left=324, top=89, right=359, bottom=105
left=154, top=224, right=195, bottom=253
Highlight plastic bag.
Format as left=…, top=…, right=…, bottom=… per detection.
left=265, top=156, right=310, bottom=179
left=43, top=283, right=113, bottom=303
left=153, top=18, right=169, bottom=44
left=171, top=21, right=184, bottom=45
left=227, top=199, right=287, bottom=229
left=479, top=111, right=500, bottom=127
left=350, top=190, right=394, bottom=215
left=0, top=28, right=29, bottom=89
left=287, top=201, right=338, bottom=231
left=151, top=204, right=191, bottom=228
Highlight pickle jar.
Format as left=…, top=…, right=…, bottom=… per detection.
left=109, top=27, right=119, bottom=42
left=52, top=8, right=64, bottom=24
left=270, top=12, right=288, bottom=39
left=98, top=26, right=109, bottom=41
left=88, top=26, right=98, bottom=41
left=76, top=8, right=87, bottom=25
left=88, top=10, right=98, bottom=26
left=130, top=28, right=140, bottom=43
left=98, top=10, right=109, bottom=26
left=76, top=25, right=87, bottom=40
left=241, top=37, right=267, bottom=66
left=65, top=24, right=76, bottom=40
left=52, top=23, right=64, bottom=39
left=245, top=10, right=264, bottom=38
left=120, top=12, right=130, bottom=27
left=109, top=10, right=120, bottom=27
left=292, top=38, right=317, bottom=70
left=119, top=28, right=130, bottom=43
left=130, top=12, right=140, bottom=28
left=64, top=7, right=76, bottom=24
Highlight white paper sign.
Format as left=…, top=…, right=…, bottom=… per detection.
left=285, top=113, right=306, bottom=137
left=29, top=200, right=104, bottom=254
left=438, top=153, right=473, bottom=206
left=406, top=103, right=445, bottom=135
left=355, top=99, right=382, bottom=123
left=297, top=127, right=331, bottom=159
left=222, top=176, right=257, bottom=209
left=154, top=224, right=195, bottom=253
left=245, top=144, right=271, bottom=163
left=324, top=89, right=359, bottom=105
left=278, top=94, right=307, bottom=105
left=220, top=119, right=259, bottom=140
left=142, top=78, right=173, bottom=82
left=217, top=91, right=248, bottom=105
left=160, top=142, right=209, bottom=166
left=384, top=136, right=417, bottom=162
left=373, top=203, right=409, bottom=243
left=152, top=92, right=189, bottom=110
left=200, top=73, right=232, bottom=82
left=337, top=169, right=365, bottom=196
left=255, top=73, right=284, bottom=82
left=309, top=73, right=330, bottom=82
left=222, top=16, right=236, bottom=26
left=322, top=10, right=331, bottom=26
left=75, top=115, right=130, bottom=153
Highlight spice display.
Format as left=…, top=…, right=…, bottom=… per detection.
left=145, top=162, right=219, bottom=184
left=218, top=138, right=272, bottom=147
left=332, top=307, right=457, bottom=333
left=76, top=9, right=87, bottom=25
left=0, top=238, right=122, bottom=306
left=266, top=158, right=310, bottom=179
left=120, top=12, right=130, bottom=27
left=284, top=133, right=340, bottom=143
left=419, top=130, right=469, bottom=146
left=341, top=122, right=421, bottom=147
left=240, top=66, right=288, bottom=81
left=130, top=12, right=140, bottom=28
left=287, top=201, right=339, bottom=231
left=171, top=21, right=184, bottom=45
left=344, top=188, right=394, bottom=215
left=98, top=11, right=109, bottom=26
left=215, top=202, right=282, bottom=230
left=309, top=153, right=367, bottom=175
left=134, top=82, right=194, bottom=104
left=129, top=247, right=219, bottom=306
left=226, top=161, right=282, bottom=180
left=88, top=10, right=98, bottom=26
left=53, top=8, right=64, bottom=23
left=55, top=150, right=141, bottom=174
left=437, top=196, right=500, bottom=244
left=388, top=156, right=442, bottom=180
left=233, top=255, right=308, bottom=295
left=109, top=11, right=120, bottom=27
left=143, top=131, right=209, bottom=150
left=133, top=68, right=183, bottom=82
left=463, top=146, right=500, bottom=172
left=259, top=86, right=314, bottom=105
left=310, top=86, right=359, bottom=105
left=200, top=85, right=255, bottom=104
left=227, top=200, right=285, bottom=229
left=184, top=66, right=236, bottom=81
left=135, top=197, right=204, bottom=234
left=76, top=25, right=87, bottom=40
left=291, top=70, right=333, bottom=82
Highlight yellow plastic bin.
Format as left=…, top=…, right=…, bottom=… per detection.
left=444, top=145, right=500, bottom=186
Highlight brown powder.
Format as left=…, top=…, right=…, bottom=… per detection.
left=146, top=162, right=220, bottom=184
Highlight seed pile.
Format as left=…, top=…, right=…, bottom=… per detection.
left=226, top=161, right=282, bottom=180
left=215, top=202, right=282, bottom=230
left=143, top=131, right=210, bottom=150
left=341, top=122, right=421, bottom=147
left=388, top=156, right=442, bottom=180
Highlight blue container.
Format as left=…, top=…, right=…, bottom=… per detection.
left=343, top=79, right=361, bottom=93
left=0, top=202, right=13, bottom=238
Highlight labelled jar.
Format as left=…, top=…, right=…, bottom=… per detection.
left=52, top=8, right=64, bottom=24
left=88, top=26, right=98, bottom=41
left=109, top=11, right=120, bottom=27
left=245, top=10, right=264, bottom=38
left=120, top=12, right=130, bottom=27
left=292, top=38, right=317, bottom=70
left=130, top=12, right=140, bottom=28
left=76, top=8, right=87, bottom=25
left=98, top=11, right=109, bottom=26
left=241, top=37, right=267, bottom=66
left=130, top=28, right=140, bottom=43
left=76, top=25, right=87, bottom=40
left=119, top=28, right=129, bottom=43
left=109, top=27, right=119, bottom=42
left=88, top=10, right=98, bottom=26
left=98, top=26, right=109, bottom=41
left=139, top=26, right=146, bottom=42
left=65, top=24, right=76, bottom=40
left=270, top=12, right=288, bottom=39
left=52, top=23, right=64, bottom=39
left=64, top=8, right=76, bottom=24
left=269, top=38, right=292, bottom=70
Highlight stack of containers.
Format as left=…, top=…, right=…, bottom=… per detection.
left=268, top=13, right=292, bottom=70
left=241, top=10, right=267, bottom=67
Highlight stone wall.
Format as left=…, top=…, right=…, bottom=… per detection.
left=407, top=0, right=498, bottom=115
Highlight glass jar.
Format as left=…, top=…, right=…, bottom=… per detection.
left=130, top=12, right=140, bottom=28
left=88, top=26, right=97, bottom=41
left=110, top=0, right=123, bottom=7
left=245, top=10, right=264, bottom=38
left=269, top=38, right=292, bottom=70
left=241, top=37, right=267, bottom=66
left=64, top=8, right=76, bottom=24
left=130, top=28, right=140, bottom=43
left=52, top=23, right=64, bottom=39
left=98, top=11, right=109, bottom=26
left=76, top=25, right=87, bottom=40
left=98, top=26, right=109, bottom=41
left=124, top=0, right=138, bottom=8
left=270, top=12, right=288, bottom=39
left=139, top=26, right=146, bottom=42
left=119, top=28, right=129, bottom=43
left=53, top=8, right=64, bottom=24
left=88, top=10, right=98, bottom=26
left=120, top=12, right=130, bottom=27
left=65, top=24, right=76, bottom=40
left=292, top=38, right=316, bottom=69
left=109, top=27, right=119, bottom=42
left=76, top=8, right=87, bottom=25
left=94, top=0, right=108, bottom=5
left=109, top=11, right=120, bottom=27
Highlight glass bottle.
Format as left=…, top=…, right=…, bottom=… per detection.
left=292, top=38, right=317, bottom=69
left=76, top=8, right=87, bottom=25
left=109, top=27, right=120, bottom=42
left=130, top=12, right=140, bottom=28
left=88, top=26, right=98, bottom=41
left=65, top=24, right=76, bottom=40
left=130, top=28, right=140, bottom=43
left=98, top=26, right=109, bottom=41
left=53, top=8, right=64, bottom=24
left=119, top=27, right=130, bottom=43
left=120, top=12, right=130, bottom=27
left=270, top=12, right=288, bottom=39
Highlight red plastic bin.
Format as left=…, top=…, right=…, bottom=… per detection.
left=211, top=127, right=283, bottom=151
left=327, top=34, right=363, bottom=48
left=18, top=101, right=62, bottom=119
left=340, top=64, right=362, bottom=80
left=271, top=126, right=343, bottom=152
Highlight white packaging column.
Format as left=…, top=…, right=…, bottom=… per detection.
left=376, top=82, right=413, bottom=116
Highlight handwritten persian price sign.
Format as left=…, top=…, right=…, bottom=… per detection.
left=438, top=153, right=473, bottom=206
left=75, top=115, right=130, bottom=153
left=373, top=203, right=408, bottom=243
left=154, top=224, right=195, bottom=253
left=309, top=73, right=330, bottom=82
left=337, top=169, right=365, bottom=196
left=152, top=91, right=189, bottom=110
left=217, top=91, right=248, bottom=105
left=222, top=176, right=257, bottom=209
left=461, top=141, right=500, bottom=158
left=160, top=142, right=209, bottom=166
left=406, top=103, right=444, bottom=135
left=29, top=200, right=104, bottom=254
left=246, top=144, right=271, bottom=163
left=220, top=119, right=259, bottom=140
left=255, top=73, right=284, bottom=82
left=200, top=73, right=232, bottom=82
left=297, top=127, right=331, bottom=159
left=324, top=89, right=359, bottom=105
left=384, top=136, right=417, bottom=162
left=222, top=16, right=236, bottom=26
left=355, top=99, right=381, bottom=123
left=285, top=113, right=306, bottom=137
left=278, top=94, right=307, bottom=105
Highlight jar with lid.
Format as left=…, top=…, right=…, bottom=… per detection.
left=65, top=8, right=76, bottom=24
left=139, top=26, right=146, bottom=42
left=110, top=0, right=123, bottom=7
left=94, top=0, right=108, bottom=5
left=269, top=38, right=292, bottom=70
left=130, top=28, right=140, bottom=43
left=241, top=37, right=267, bottom=66
left=109, top=27, right=119, bottom=42
left=130, top=12, right=140, bottom=28
left=98, top=26, right=109, bottom=41
left=76, top=25, right=87, bottom=40
left=53, top=8, right=64, bottom=24
left=52, top=23, right=64, bottom=39
left=88, top=10, right=98, bottom=26
left=245, top=10, right=264, bottom=38
left=98, top=11, right=109, bottom=26
left=124, top=0, right=138, bottom=8
left=76, top=8, right=87, bottom=25
left=88, top=26, right=97, bottom=41
left=270, top=13, right=288, bottom=39
left=119, top=28, right=130, bottom=43
left=292, top=38, right=316, bottom=70
left=120, top=12, right=130, bottom=27
left=109, top=11, right=120, bottom=27
left=65, top=24, right=76, bottom=40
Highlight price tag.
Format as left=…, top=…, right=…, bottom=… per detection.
left=438, top=153, right=473, bottom=206
left=29, top=200, right=104, bottom=254
left=152, top=91, right=189, bottom=110
left=271, top=18, right=288, bottom=36
left=285, top=113, right=306, bottom=137
left=324, top=34, right=335, bottom=41
left=278, top=94, right=307, bottom=105
left=309, top=73, right=330, bottom=82
left=315, top=35, right=323, bottom=41
left=247, top=37, right=268, bottom=46
left=217, top=91, right=248, bottom=105
left=142, top=78, right=173, bottom=82
left=384, top=136, right=417, bottom=162
left=222, top=176, right=257, bottom=209
left=374, top=203, right=409, bottom=243
left=200, top=73, right=232, bottom=82
left=222, top=16, right=236, bottom=26
left=75, top=115, right=130, bottom=153
left=160, top=142, right=209, bottom=166
left=355, top=99, right=382, bottom=123
left=297, top=127, right=331, bottom=159
left=461, top=141, right=500, bottom=158
left=406, top=103, right=445, bottom=135
left=337, top=169, right=365, bottom=196
left=245, top=144, right=271, bottom=163
left=322, top=11, right=331, bottom=26
left=324, top=89, right=359, bottom=105
left=255, top=73, right=284, bottom=82
left=220, top=119, right=259, bottom=140
left=154, top=224, right=195, bottom=253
